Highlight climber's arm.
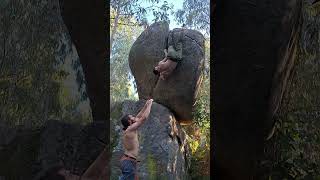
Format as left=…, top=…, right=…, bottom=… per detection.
left=126, top=99, right=153, bottom=131
left=136, top=99, right=153, bottom=122
left=135, top=99, right=152, bottom=119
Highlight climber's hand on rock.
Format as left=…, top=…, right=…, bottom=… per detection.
left=146, top=99, right=153, bottom=105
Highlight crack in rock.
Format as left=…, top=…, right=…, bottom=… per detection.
left=184, top=34, right=204, bottom=55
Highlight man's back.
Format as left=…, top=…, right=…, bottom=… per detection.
left=123, top=130, right=139, bottom=158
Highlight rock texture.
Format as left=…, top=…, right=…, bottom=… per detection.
left=129, top=22, right=205, bottom=122
left=213, top=0, right=301, bottom=179
left=0, top=0, right=92, bottom=127
left=0, top=120, right=107, bottom=180
left=59, top=0, right=108, bottom=122
left=38, top=120, right=107, bottom=175
left=129, top=22, right=170, bottom=99
left=111, top=100, right=190, bottom=180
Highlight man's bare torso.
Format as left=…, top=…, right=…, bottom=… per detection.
left=123, top=130, right=139, bottom=158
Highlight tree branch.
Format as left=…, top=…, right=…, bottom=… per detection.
left=111, top=22, right=140, bottom=27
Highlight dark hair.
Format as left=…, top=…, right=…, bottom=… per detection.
left=121, top=114, right=130, bottom=130
left=153, top=67, right=159, bottom=75
left=37, top=165, right=65, bottom=180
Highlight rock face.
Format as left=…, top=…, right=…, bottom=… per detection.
left=38, top=120, right=107, bottom=175
left=213, top=0, right=301, bottom=179
left=129, top=22, right=170, bottom=100
left=111, top=100, right=190, bottom=180
left=0, top=0, right=92, bottom=127
left=129, top=22, right=205, bottom=122
left=59, top=0, right=108, bottom=122
left=0, top=120, right=107, bottom=179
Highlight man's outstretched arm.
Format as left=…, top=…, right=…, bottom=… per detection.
left=127, top=99, right=153, bottom=131
left=136, top=99, right=153, bottom=122
left=135, top=99, right=152, bottom=119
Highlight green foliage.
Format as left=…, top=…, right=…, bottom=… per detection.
left=146, top=153, right=157, bottom=180
left=260, top=41, right=320, bottom=178
left=151, top=1, right=172, bottom=23
left=186, top=125, right=210, bottom=179
left=110, top=0, right=173, bottom=27
left=193, top=76, right=210, bottom=129
left=193, top=39, right=210, bottom=129
left=110, top=12, right=143, bottom=102
left=187, top=38, right=210, bottom=178
left=175, top=0, right=210, bottom=36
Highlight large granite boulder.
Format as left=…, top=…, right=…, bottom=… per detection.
left=0, top=0, right=92, bottom=127
left=129, top=22, right=205, bottom=122
left=37, top=120, right=107, bottom=176
left=111, top=100, right=190, bottom=180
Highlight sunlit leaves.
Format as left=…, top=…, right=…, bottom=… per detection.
left=110, top=9, right=143, bottom=102
left=175, top=0, right=210, bottom=36
left=152, top=1, right=171, bottom=23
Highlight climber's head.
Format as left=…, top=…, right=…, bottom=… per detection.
left=121, top=114, right=136, bottom=130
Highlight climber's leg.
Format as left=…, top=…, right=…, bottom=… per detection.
left=119, top=156, right=137, bottom=180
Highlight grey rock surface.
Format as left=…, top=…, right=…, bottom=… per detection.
left=38, top=120, right=107, bottom=175
left=129, top=22, right=205, bottom=122
left=0, top=120, right=106, bottom=179
left=129, top=22, right=170, bottom=99
left=111, top=100, right=190, bottom=180
left=0, top=0, right=90, bottom=127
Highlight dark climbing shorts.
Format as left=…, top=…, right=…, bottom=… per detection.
left=119, top=155, right=137, bottom=180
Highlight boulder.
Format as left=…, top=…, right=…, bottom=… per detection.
left=129, top=22, right=170, bottom=99
left=38, top=120, right=107, bottom=175
left=213, top=0, right=302, bottom=178
left=111, top=100, right=190, bottom=180
left=0, top=0, right=92, bottom=126
left=0, top=120, right=107, bottom=179
left=129, top=22, right=205, bottom=122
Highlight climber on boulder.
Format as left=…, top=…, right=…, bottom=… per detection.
left=119, top=99, right=153, bottom=180
left=153, top=29, right=183, bottom=80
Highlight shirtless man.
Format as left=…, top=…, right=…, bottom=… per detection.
left=35, top=147, right=108, bottom=180
left=120, top=99, right=153, bottom=180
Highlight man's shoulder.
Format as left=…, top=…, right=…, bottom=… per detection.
left=124, top=129, right=137, bottom=135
